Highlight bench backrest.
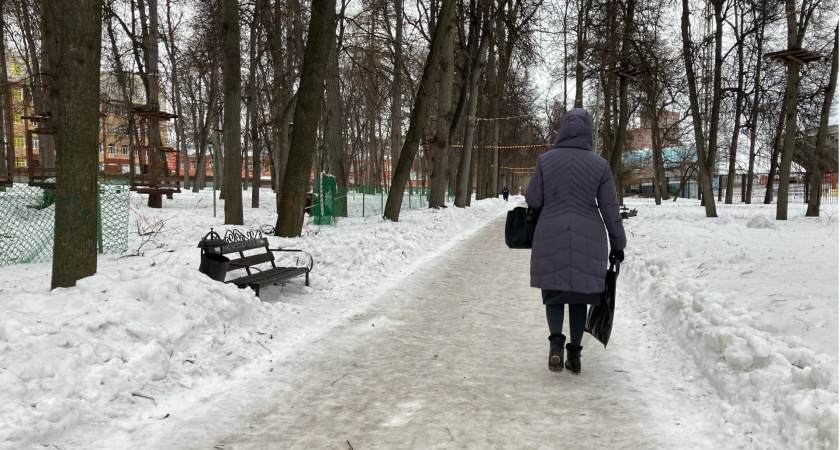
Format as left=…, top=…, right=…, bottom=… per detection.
left=215, top=230, right=276, bottom=274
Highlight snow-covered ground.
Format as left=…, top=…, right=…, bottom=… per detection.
left=621, top=198, right=838, bottom=448
left=0, top=189, right=515, bottom=449
left=0, top=190, right=837, bottom=449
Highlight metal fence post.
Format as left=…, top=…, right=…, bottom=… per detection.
left=741, top=174, right=747, bottom=202
left=718, top=175, right=723, bottom=201
left=96, top=182, right=103, bottom=254
left=805, top=173, right=810, bottom=203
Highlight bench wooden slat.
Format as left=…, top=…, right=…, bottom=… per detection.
left=228, top=252, right=276, bottom=269
left=229, top=267, right=308, bottom=286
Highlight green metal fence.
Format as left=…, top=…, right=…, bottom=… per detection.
left=0, top=177, right=130, bottom=266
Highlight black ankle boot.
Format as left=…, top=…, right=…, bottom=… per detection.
left=548, top=334, right=566, bottom=372
left=564, top=344, right=582, bottom=375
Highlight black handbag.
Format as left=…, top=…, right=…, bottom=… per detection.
left=586, top=257, right=620, bottom=347
left=504, top=207, right=541, bottom=249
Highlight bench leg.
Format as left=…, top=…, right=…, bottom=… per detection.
left=306, top=271, right=310, bottom=287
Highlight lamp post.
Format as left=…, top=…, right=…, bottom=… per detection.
left=578, top=61, right=603, bottom=153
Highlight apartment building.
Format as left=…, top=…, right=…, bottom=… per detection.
left=5, top=60, right=170, bottom=173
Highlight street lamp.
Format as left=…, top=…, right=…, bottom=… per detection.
left=578, top=61, right=603, bottom=153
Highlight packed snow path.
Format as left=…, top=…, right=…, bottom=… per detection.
left=207, top=215, right=726, bottom=449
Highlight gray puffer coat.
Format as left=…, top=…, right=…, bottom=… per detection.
left=525, top=108, right=627, bottom=294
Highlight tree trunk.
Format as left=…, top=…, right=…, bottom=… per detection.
left=746, top=8, right=766, bottom=204
left=390, top=0, right=403, bottom=173
left=453, top=17, right=492, bottom=207
left=680, top=0, right=717, bottom=217
left=764, top=96, right=786, bottom=204
left=222, top=0, right=243, bottom=224
left=139, top=0, right=168, bottom=208
left=0, top=0, right=13, bottom=173
left=476, top=48, right=495, bottom=201
left=325, top=36, right=348, bottom=216
left=383, top=0, right=456, bottom=221
left=275, top=0, right=336, bottom=236
left=704, top=0, right=725, bottom=205
left=163, top=0, right=190, bottom=191
left=39, top=0, right=58, bottom=171
left=249, top=3, right=261, bottom=207
left=428, top=17, right=455, bottom=208
left=776, top=0, right=807, bottom=220
left=573, top=0, right=592, bottom=108
left=608, top=0, right=635, bottom=205
left=806, top=24, right=838, bottom=217
left=51, top=0, right=102, bottom=289
left=725, top=7, right=744, bottom=204
left=650, top=105, right=663, bottom=205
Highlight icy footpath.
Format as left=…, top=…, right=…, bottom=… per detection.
left=621, top=199, right=838, bottom=449
left=0, top=191, right=516, bottom=449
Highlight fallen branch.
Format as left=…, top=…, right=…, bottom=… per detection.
left=131, top=392, right=157, bottom=406
left=331, top=374, right=348, bottom=386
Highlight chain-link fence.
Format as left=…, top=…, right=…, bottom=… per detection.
left=305, top=181, right=456, bottom=225
left=625, top=172, right=838, bottom=205
left=0, top=177, right=130, bottom=266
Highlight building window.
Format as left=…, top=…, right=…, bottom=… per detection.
left=108, top=143, right=116, bottom=155
left=99, top=143, right=103, bottom=154
left=107, top=104, right=115, bottom=114
left=122, top=164, right=129, bottom=173
left=32, top=138, right=39, bottom=150
left=9, top=62, right=20, bottom=76
left=14, top=135, right=24, bottom=149
left=99, top=163, right=104, bottom=171
left=11, top=87, right=22, bottom=100
left=190, top=162, right=197, bottom=170
left=119, top=125, right=128, bottom=135
left=121, top=145, right=128, bottom=155
left=15, top=158, right=26, bottom=168
left=12, top=112, right=22, bottom=124
left=107, top=124, right=116, bottom=134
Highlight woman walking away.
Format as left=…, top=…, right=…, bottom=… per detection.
left=524, top=108, right=626, bottom=375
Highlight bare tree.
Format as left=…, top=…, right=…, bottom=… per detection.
left=680, top=0, right=719, bottom=217
left=775, top=0, right=819, bottom=220
left=275, top=0, right=336, bottom=236
left=384, top=0, right=456, bottom=221
left=805, top=24, right=838, bottom=217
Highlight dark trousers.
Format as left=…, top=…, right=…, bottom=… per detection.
left=546, top=304, right=587, bottom=346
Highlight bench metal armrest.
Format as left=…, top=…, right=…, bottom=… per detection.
left=270, top=248, right=315, bottom=272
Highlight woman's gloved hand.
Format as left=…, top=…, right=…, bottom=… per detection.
left=609, top=249, right=624, bottom=263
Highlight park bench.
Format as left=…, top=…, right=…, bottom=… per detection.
left=199, top=229, right=313, bottom=297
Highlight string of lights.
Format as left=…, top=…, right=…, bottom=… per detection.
left=449, top=143, right=553, bottom=149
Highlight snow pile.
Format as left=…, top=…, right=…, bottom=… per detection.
left=0, top=189, right=515, bottom=448
left=0, top=266, right=273, bottom=444
left=622, top=199, right=838, bottom=449
left=746, top=215, right=775, bottom=229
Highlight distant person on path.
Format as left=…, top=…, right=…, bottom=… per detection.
left=502, top=186, right=510, bottom=201
left=525, top=108, right=626, bottom=375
